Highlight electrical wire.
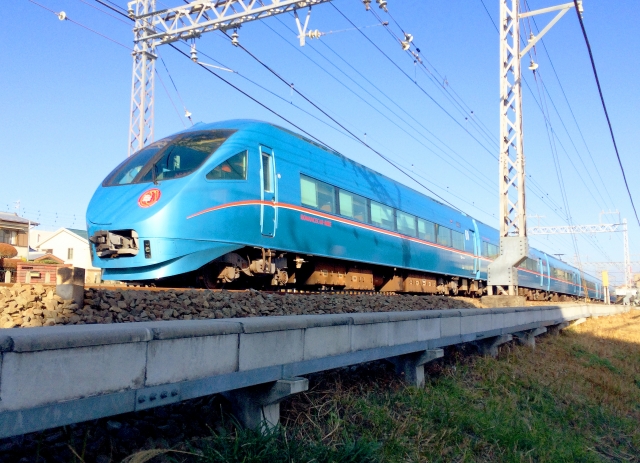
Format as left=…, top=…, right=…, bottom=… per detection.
left=571, top=0, right=640, bottom=228
left=522, top=0, right=616, bottom=209
left=276, top=15, right=494, bottom=181
left=263, top=18, right=497, bottom=195
left=155, top=69, right=187, bottom=128
left=75, top=0, right=131, bottom=25
left=331, top=4, right=498, bottom=159
left=28, top=0, right=133, bottom=51
left=212, top=34, right=461, bottom=211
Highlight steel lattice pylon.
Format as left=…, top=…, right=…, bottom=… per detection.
left=127, top=0, right=334, bottom=157
left=487, top=0, right=579, bottom=296
left=499, top=0, right=526, bottom=238
left=129, top=0, right=157, bottom=157
left=528, top=219, right=631, bottom=287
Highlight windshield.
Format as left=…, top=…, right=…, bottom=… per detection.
left=102, top=129, right=236, bottom=187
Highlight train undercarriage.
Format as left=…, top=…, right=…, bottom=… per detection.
left=150, top=247, right=576, bottom=301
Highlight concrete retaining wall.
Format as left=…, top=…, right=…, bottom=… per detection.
left=0, top=303, right=627, bottom=438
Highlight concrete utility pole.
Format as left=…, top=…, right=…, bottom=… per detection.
left=487, top=0, right=582, bottom=298
left=127, top=0, right=334, bottom=157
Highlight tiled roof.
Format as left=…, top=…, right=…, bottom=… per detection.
left=67, top=228, right=89, bottom=240
left=0, top=212, right=36, bottom=225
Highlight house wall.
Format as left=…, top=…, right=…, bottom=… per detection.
left=0, top=217, right=31, bottom=260
left=30, top=230, right=56, bottom=249
left=35, top=232, right=98, bottom=272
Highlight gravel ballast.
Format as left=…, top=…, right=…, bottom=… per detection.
left=0, top=283, right=481, bottom=329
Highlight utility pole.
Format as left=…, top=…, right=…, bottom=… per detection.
left=487, top=0, right=582, bottom=298
left=126, top=0, right=335, bottom=157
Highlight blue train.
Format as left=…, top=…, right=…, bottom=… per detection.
left=87, top=120, right=606, bottom=300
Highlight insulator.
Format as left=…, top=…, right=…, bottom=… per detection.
left=401, top=41, right=410, bottom=51
left=404, top=33, right=413, bottom=43
left=528, top=32, right=535, bottom=42
left=528, top=60, right=539, bottom=71
left=127, top=7, right=134, bottom=17
left=306, top=29, right=322, bottom=40
left=57, top=11, right=67, bottom=21
left=231, top=31, right=239, bottom=47
left=376, top=0, right=387, bottom=12
left=190, top=43, right=197, bottom=62
left=362, top=0, right=371, bottom=10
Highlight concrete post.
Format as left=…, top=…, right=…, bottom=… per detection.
left=512, top=327, right=547, bottom=348
left=5, top=270, right=12, bottom=283
left=547, top=321, right=570, bottom=336
left=390, top=349, right=444, bottom=388
left=56, top=267, right=85, bottom=306
left=223, top=377, right=308, bottom=432
left=473, top=334, right=512, bottom=358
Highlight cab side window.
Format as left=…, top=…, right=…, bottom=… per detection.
left=206, top=151, right=248, bottom=180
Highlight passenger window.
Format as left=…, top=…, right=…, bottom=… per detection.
left=370, top=201, right=394, bottom=230
left=300, top=175, right=335, bottom=213
left=396, top=211, right=416, bottom=237
left=451, top=230, right=465, bottom=250
left=488, top=243, right=499, bottom=258
left=206, top=151, right=248, bottom=180
left=417, top=219, right=436, bottom=242
left=339, top=190, right=368, bottom=222
left=436, top=225, right=452, bottom=247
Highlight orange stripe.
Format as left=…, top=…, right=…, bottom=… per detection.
left=188, top=201, right=593, bottom=289
left=188, top=200, right=485, bottom=260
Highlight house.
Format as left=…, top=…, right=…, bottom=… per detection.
left=0, top=212, right=38, bottom=259
left=34, top=228, right=101, bottom=283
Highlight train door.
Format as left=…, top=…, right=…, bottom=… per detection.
left=538, top=258, right=544, bottom=287
left=259, top=146, right=278, bottom=237
left=471, top=220, right=481, bottom=279
left=545, top=254, right=551, bottom=291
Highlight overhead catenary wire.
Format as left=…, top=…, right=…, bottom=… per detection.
left=262, top=17, right=497, bottom=195
left=275, top=16, right=496, bottom=183
left=522, top=0, right=617, bottom=210
left=155, top=68, right=187, bottom=128
left=571, top=0, right=640, bottom=228
left=368, top=7, right=499, bottom=152
left=28, top=0, right=133, bottom=51
left=331, top=4, right=498, bottom=160
left=213, top=33, right=461, bottom=211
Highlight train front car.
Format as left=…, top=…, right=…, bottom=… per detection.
left=86, top=121, right=260, bottom=285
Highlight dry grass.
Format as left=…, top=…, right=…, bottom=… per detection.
left=111, top=310, right=640, bottom=463
left=277, top=310, right=640, bottom=462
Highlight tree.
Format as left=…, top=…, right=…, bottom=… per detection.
left=0, top=243, right=18, bottom=259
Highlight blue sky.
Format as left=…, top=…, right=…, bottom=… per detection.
left=1, top=0, right=638, bottom=285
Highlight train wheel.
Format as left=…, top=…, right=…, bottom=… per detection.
left=202, top=263, right=233, bottom=289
